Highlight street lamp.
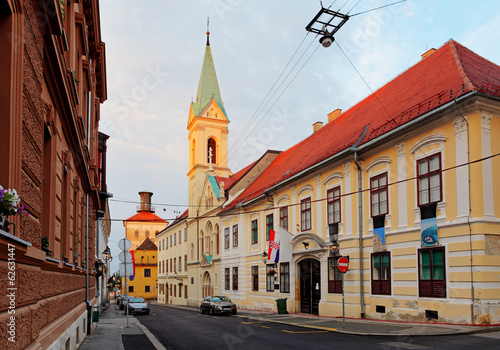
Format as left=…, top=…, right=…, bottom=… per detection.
left=102, top=246, right=112, bottom=303
left=261, top=251, right=268, bottom=264
left=305, top=7, right=350, bottom=48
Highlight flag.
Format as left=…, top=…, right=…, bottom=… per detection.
left=129, top=249, right=136, bottom=281
left=268, top=229, right=280, bottom=263
left=279, top=226, right=293, bottom=262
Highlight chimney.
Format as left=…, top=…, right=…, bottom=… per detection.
left=421, top=48, right=436, bottom=60
left=138, top=190, right=154, bottom=213
left=328, top=109, right=342, bottom=123
left=313, top=121, right=324, bottom=133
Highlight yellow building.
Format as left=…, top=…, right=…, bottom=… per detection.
left=218, top=40, right=500, bottom=325
left=122, top=238, right=158, bottom=300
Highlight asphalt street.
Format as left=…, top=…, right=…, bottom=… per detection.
left=135, top=304, right=500, bottom=350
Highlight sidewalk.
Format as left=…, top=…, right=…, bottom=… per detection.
left=79, top=301, right=500, bottom=350
left=79, top=303, right=164, bottom=350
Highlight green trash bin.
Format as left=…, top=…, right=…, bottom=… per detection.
left=276, top=298, right=288, bottom=314
left=92, top=310, right=100, bottom=322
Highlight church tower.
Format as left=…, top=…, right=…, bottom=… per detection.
left=187, top=31, right=230, bottom=209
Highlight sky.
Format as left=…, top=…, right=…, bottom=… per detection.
left=99, top=0, right=500, bottom=273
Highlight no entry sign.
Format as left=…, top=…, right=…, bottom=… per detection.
left=337, top=256, right=349, bottom=273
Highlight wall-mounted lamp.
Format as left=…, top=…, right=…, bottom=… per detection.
left=302, top=242, right=309, bottom=249
left=262, top=251, right=268, bottom=264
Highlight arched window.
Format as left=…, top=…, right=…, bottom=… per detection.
left=207, top=138, right=216, bottom=164
left=135, top=230, right=139, bottom=238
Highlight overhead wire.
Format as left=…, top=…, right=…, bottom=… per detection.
left=228, top=41, right=322, bottom=160
left=335, top=40, right=397, bottom=124
left=350, top=0, right=407, bottom=17
left=228, top=33, right=311, bottom=156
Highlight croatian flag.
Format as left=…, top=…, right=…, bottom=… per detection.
left=268, top=229, right=280, bottom=263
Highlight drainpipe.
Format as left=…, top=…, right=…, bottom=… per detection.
left=96, top=215, right=101, bottom=316
left=350, top=125, right=369, bottom=319
left=353, top=152, right=365, bottom=318
left=454, top=87, right=474, bottom=324
left=85, top=193, right=91, bottom=335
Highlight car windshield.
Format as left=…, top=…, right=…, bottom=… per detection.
left=211, top=296, right=230, bottom=302
left=129, top=298, right=145, bottom=303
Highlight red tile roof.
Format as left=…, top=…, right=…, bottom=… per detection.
left=215, top=160, right=257, bottom=190
left=165, top=209, right=189, bottom=230
left=221, top=40, right=500, bottom=212
left=136, top=237, right=157, bottom=251
left=125, top=211, right=168, bottom=223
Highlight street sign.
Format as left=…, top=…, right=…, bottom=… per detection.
left=119, top=251, right=132, bottom=263
left=119, top=263, right=134, bottom=276
left=338, top=256, right=349, bottom=273
left=118, top=238, right=131, bottom=251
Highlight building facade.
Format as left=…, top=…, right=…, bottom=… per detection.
left=220, top=41, right=500, bottom=325
left=122, top=238, right=158, bottom=300
left=0, top=0, right=109, bottom=348
left=160, top=35, right=499, bottom=325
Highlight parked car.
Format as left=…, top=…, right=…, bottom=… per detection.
left=119, top=296, right=130, bottom=310
left=200, top=296, right=237, bottom=315
left=126, top=297, right=150, bottom=315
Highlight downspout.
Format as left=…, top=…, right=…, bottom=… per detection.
left=353, top=152, right=365, bottom=318
left=350, top=124, right=369, bottom=319
left=196, top=211, right=200, bottom=261
left=96, top=215, right=101, bottom=316
left=454, top=87, right=474, bottom=324
left=85, top=193, right=91, bottom=335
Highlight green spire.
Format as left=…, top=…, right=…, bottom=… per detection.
left=193, top=32, right=227, bottom=118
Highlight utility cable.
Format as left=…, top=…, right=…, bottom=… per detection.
left=335, top=40, right=397, bottom=124
left=350, top=0, right=407, bottom=17
left=229, top=33, right=311, bottom=155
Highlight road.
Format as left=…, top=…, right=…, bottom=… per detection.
left=134, top=304, right=500, bottom=350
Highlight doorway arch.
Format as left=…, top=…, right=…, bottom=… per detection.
left=202, top=271, right=213, bottom=298
left=299, top=258, right=321, bottom=315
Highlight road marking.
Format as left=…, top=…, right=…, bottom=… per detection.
left=380, top=342, right=429, bottom=349
left=303, top=325, right=337, bottom=331
left=260, top=325, right=271, bottom=329
left=282, top=330, right=328, bottom=334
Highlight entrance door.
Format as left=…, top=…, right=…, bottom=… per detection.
left=300, top=259, right=321, bottom=315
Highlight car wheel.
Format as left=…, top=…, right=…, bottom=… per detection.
left=232, top=310, right=237, bottom=315
left=200, top=306, right=204, bottom=314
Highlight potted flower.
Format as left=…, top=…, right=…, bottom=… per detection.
left=267, top=269, right=277, bottom=276
left=0, top=185, right=29, bottom=233
left=41, top=236, right=52, bottom=257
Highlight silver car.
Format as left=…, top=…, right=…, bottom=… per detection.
left=125, top=297, right=150, bottom=315
left=200, top=296, right=237, bottom=315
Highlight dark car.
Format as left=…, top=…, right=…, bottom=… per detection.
left=200, top=296, right=237, bottom=315
left=126, top=297, right=150, bottom=315
left=119, top=296, right=130, bottom=310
